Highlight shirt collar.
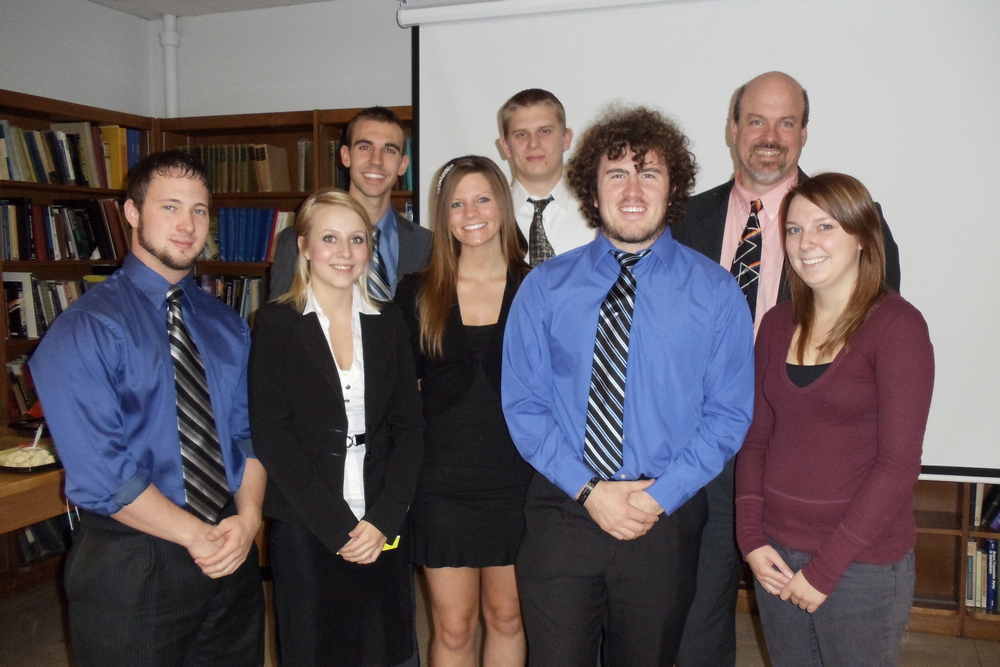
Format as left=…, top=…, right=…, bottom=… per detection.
left=374, top=205, right=397, bottom=233
left=733, top=169, right=800, bottom=217
left=511, top=175, right=571, bottom=206
left=123, top=253, right=200, bottom=312
left=304, top=284, right=380, bottom=319
left=586, top=226, right=675, bottom=271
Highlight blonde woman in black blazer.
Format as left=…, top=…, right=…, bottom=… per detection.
left=249, top=188, right=423, bottom=667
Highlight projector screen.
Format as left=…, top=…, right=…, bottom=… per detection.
left=413, top=0, right=1000, bottom=481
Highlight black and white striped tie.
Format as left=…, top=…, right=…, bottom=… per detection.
left=583, top=249, right=648, bottom=479
left=166, top=286, right=229, bottom=524
left=368, top=226, right=391, bottom=300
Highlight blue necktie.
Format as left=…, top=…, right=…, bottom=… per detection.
left=583, top=249, right=648, bottom=479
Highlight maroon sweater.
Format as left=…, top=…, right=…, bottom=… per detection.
left=735, top=293, right=934, bottom=595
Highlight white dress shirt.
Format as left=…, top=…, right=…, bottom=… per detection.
left=304, top=284, right=380, bottom=521
left=512, top=176, right=596, bottom=258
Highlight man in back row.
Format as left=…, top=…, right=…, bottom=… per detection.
left=498, top=88, right=595, bottom=264
left=673, top=70, right=902, bottom=667
left=270, top=106, right=432, bottom=298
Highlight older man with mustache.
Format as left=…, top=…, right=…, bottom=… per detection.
left=671, top=71, right=901, bottom=667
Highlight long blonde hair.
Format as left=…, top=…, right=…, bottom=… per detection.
left=275, top=187, right=383, bottom=312
left=416, top=156, right=528, bottom=358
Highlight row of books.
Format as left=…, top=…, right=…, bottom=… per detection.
left=970, top=484, right=1000, bottom=531
left=967, top=538, right=999, bottom=612
left=199, top=275, right=264, bottom=322
left=7, top=355, right=38, bottom=420
left=0, top=120, right=140, bottom=190
left=178, top=144, right=291, bottom=193
left=1, top=197, right=130, bottom=262
left=205, top=207, right=294, bottom=263
left=3, top=273, right=104, bottom=340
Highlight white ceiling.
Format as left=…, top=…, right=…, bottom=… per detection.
left=85, top=0, right=337, bottom=21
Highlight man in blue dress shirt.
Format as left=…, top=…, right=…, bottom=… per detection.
left=502, top=105, right=754, bottom=666
left=31, top=151, right=266, bottom=666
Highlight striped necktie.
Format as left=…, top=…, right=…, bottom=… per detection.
left=583, top=249, right=648, bottom=479
left=369, top=226, right=391, bottom=300
left=166, top=286, right=229, bottom=524
left=528, top=196, right=555, bottom=266
left=730, top=199, right=763, bottom=321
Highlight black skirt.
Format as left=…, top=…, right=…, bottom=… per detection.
left=408, top=338, right=532, bottom=569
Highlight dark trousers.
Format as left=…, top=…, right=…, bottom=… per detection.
left=66, top=510, right=264, bottom=667
left=516, top=473, right=708, bottom=667
left=676, top=456, right=743, bottom=667
left=269, top=519, right=414, bottom=667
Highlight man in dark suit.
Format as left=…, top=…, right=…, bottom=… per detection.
left=672, top=71, right=901, bottom=667
left=270, top=106, right=432, bottom=297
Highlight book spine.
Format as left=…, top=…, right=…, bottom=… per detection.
left=979, top=546, right=988, bottom=609
left=989, top=539, right=998, bottom=612
left=968, top=539, right=978, bottom=607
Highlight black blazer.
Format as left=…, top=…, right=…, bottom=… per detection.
left=672, top=168, right=902, bottom=296
left=248, top=300, right=424, bottom=554
left=269, top=210, right=433, bottom=297
left=394, top=270, right=522, bottom=417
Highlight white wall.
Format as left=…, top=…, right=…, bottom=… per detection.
left=0, top=0, right=157, bottom=116
left=174, top=0, right=411, bottom=116
left=0, top=0, right=411, bottom=118
left=417, top=0, right=1000, bottom=476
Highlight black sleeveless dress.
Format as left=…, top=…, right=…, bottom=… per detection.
left=407, top=323, right=533, bottom=568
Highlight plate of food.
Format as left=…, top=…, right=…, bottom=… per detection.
left=0, top=442, right=60, bottom=474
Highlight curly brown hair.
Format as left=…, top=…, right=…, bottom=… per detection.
left=566, top=105, right=697, bottom=230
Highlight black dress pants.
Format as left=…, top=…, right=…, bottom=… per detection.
left=66, top=509, right=264, bottom=667
left=676, top=456, right=743, bottom=666
left=516, top=473, right=707, bottom=667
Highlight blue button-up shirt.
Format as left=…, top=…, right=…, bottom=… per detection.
left=30, top=254, right=254, bottom=515
left=502, top=228, right=754, bottom=515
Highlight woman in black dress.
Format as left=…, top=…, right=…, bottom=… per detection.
left=397, top=156, right=531, bottom=666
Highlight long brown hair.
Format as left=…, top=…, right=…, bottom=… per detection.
left=274, top=187, right=381, bottom=312
left=417, top=156, right=529, bottom=358
left=780, top=172, right=887, bottom=363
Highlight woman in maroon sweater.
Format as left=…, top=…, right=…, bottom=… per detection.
left=735, top=173, right=934, bottom=666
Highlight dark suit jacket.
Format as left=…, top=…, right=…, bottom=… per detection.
left=672, top=168, right=902, bottom=297
left=394, top=269, right=523, bottom=417
left=269, top=209, right=433, bottom=298
left=248, top=300, right=424, bottom=554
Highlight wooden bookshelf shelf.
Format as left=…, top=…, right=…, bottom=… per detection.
left=0, top=180, right=127, bottom=198
left=915, top=509, right=963, bottom=534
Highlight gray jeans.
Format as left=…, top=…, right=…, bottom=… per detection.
left=754, top=542, right=914, bottom=667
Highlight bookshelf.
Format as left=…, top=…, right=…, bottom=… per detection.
left=0, top=89, right=153, bottom=594
left=158, top=106, right=415, bottom=308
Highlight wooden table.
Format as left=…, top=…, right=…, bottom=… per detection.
left=0, top=466, right=65, bottom=535
left=0, top=437, right=67, bottom=596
